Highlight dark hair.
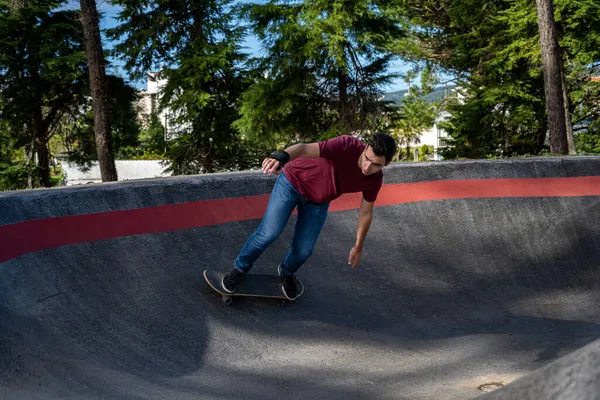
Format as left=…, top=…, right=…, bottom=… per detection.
left=367, top=133, right=397, bottom=163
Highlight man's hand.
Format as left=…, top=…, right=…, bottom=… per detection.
left=262, top=157, right=282, bottom=175
left=262, top=143, right=320, bottom=174
left=348, top=246, right=363, bottom=268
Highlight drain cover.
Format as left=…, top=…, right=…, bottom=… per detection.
left=478, top=382, right=504, bottom=392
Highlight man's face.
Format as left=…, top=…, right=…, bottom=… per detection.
left=359, top=146, right=387, bottom=175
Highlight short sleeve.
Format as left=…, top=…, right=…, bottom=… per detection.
left=318, top=136, right=352, bottom=160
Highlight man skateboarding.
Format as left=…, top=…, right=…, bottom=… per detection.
left=222, top=133, right=397, bottom=300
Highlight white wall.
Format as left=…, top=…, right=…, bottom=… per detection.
left=62, top=160, right=170, bottom=185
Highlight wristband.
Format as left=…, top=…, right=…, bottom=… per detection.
left=270, top=150, right=290, bottom=168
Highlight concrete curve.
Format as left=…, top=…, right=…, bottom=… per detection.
left=1, top=157, right=600, bottom=399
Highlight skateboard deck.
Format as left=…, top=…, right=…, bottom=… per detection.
left=203, top=270, right=304, bottom=306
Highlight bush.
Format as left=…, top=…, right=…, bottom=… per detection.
left=0, top=162, right=31, bottom=191
left=130, top=148, right=166, bottom=160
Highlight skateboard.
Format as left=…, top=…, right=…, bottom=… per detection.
left=203, top=270, right=304, bottom=307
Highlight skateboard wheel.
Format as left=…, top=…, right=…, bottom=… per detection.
left=277, top=299, right=286, bottom=307
left=222, top=296, right=233, bottom=306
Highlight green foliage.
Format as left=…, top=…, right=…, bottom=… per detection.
left=0, top=123, right=31, bottom=190
left=418, top=144, right=434, bottom=161
left=396, top=144, right=433, bottom=161
left=129, top=149, right=166, bottom=160
left=60, top=108, right=96, bottom=170
left=0, top=1, right=88, bottom=134
left=0, top=0, right=89, bottom=188
left=439, top=89, right=505, bottom=159
left=118, top=112, right=166, bottom=160
left=389, top=66, right=440, bottom=159
left=494, top=0, right=600, bottom=142
left=51, top=75, right=143, bottom=165
left=139, top=113, right=166, bottom=154
left=3, top=0, right=600, bottom=189
left=399, top=0, right=600, bottom=159
left=385, top=85, right=454, bottom=105
left=234, top=0, right=405, bottom=145
left=107, top=75, right=142, bottom=157
left=439, top=83, right=547, bottom=159
left=109, top=0, right=251, bottom=174
left=49, top=164, right=66, bottom=186
left=574, top=122, right=600, bottom=154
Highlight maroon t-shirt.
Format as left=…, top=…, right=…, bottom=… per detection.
left=283, top=135, right=383, bottom=203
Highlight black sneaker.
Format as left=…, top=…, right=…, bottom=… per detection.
left=222, top=268, right=244, bottom=293
left=281, top=275, right=298, bottom=300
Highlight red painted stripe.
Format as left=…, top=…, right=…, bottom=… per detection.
left=330, top=176, right=600, bottom=211
left=1, top=176, right=599, bottom=263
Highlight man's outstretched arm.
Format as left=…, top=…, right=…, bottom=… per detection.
left=348, top=198, right=374, bottom=268
left=262, top=143, right=320, bottom=174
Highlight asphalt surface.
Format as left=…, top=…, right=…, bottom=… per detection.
left=1, top=157, right=600, bottom=399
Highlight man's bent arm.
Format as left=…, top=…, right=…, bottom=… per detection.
left=355, top=198, right=374, bottom=249
left=264, top=142, right=320, bottom=174
left=284, top=143, right=320, bottom=161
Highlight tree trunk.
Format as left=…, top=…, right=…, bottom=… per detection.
left=202, top=154, right=213, bottom=173
left=9, top=0, right=27, bottom=8
left=536, top=121, right=547, bottom=153
left=34, top=133, right=50, bottom=187
left=201, top=136, right=214, bottom=173
left=26, top=138, right=34, bottom=189
left=31, top=88, right=51, bottom=187
left=338, top=70, right=349, bottom=124
left=560, top=68, right=576, bottom=154
left=535, top=0, right=568, bottom=154
left=80, top=0, right=118, bottom=181
left=10, top=0, right=36, bottom=187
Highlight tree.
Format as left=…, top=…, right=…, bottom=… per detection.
left=389, top=66, right=439, bottom=160
left=491, top=0, right=600, bottom=155
left=535, top=0, right=567, bottom=154
left=234, top=0, right=405, bottom=145
left=398, top=0, right=548, bottom=158
left=80, top=0, right=118, bottom=181
left=108, top=0, right=250, bottom=174
left=54, top=75, right=141, bottom=165
left=107, top=76, right=142, bottom=157
left=0, top=118, right=31, bottom=190
left=399, top=0, right=600, bottom=158
left=137, top=112, right=165, bottom=154
left=0, top=0, right=88, bottom=187
left=439, top=83, right=547, bottom=159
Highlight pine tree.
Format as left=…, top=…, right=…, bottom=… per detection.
left=0, top=0, right=89, bottom=187
left=108, top=0, right=249, bottom=174
left=535, top=0, right=567, bottom=154
left=55, top=75, right=142, bottom=164
left=400, top=0, right=600, bottom=158
left=233, top=0, right=405, bottom=145
left=390, top=66, right=439, bottom=160
left=80, top=0, right=118, bottom=180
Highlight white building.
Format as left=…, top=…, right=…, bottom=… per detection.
left=136, top=72, right=190, bottom=140
left=404, top=86, right=464, bottom=161
left=415, top=111, right=451, bottom=161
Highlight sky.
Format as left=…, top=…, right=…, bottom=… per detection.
left=67, top=1, right=410, bottom=93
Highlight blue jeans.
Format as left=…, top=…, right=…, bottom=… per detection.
left=234, top=173, right=330, bottom=276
